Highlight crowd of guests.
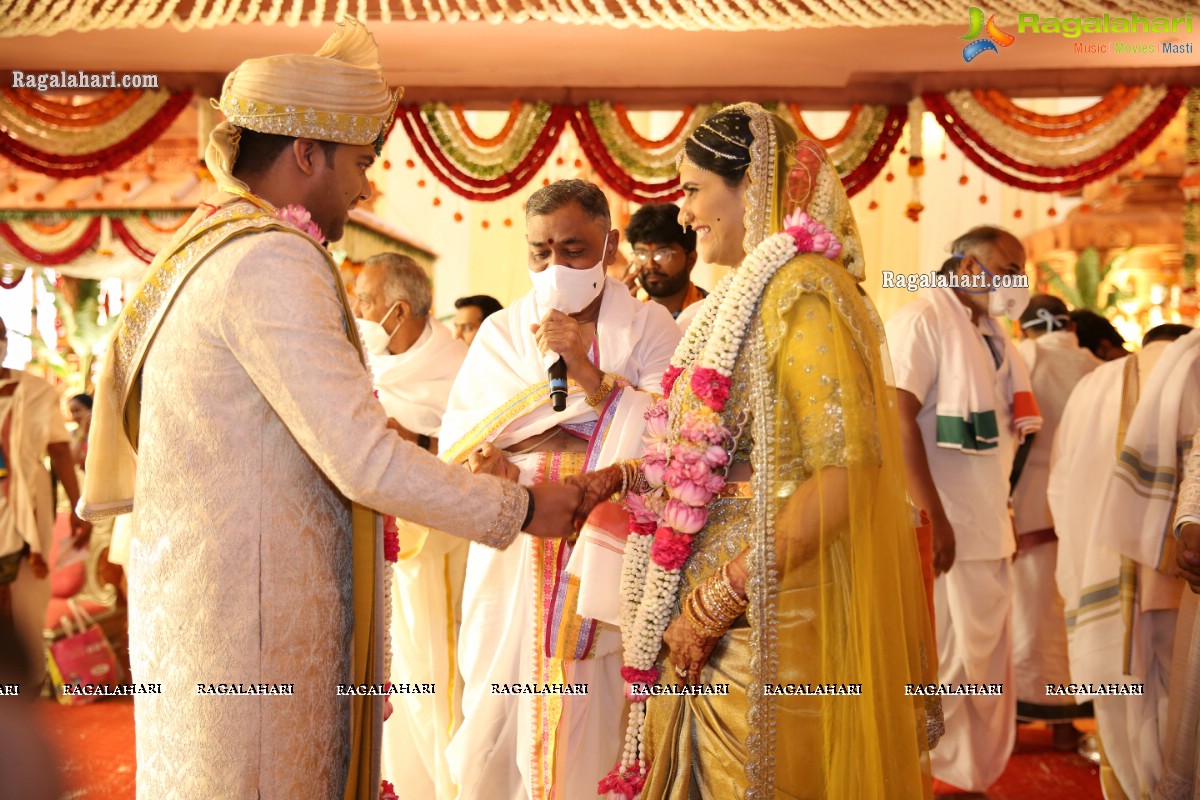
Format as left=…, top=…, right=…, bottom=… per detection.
left=351, top=202, right=1200, bottom=798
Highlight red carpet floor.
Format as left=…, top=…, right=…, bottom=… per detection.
left=37, top=698, right=1101, bottom=799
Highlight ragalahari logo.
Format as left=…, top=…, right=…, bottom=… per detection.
left=962, top=7, right=1016, bottom=61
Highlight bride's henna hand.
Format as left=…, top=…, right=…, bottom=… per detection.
left=664, top=614, right=720, bottom=684
left=564, top=465, right=624, bottom=531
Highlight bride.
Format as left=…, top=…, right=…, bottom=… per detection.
left=573, top=103, right=941, bottom=798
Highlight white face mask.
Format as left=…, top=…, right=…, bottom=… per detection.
left=530, top=259, right=606, bottom=318
left=356, top=303, right=399, bottom=356
left=969, top=259, right=1030, bottom=319
left=988, top=283, right=1031, bottom=319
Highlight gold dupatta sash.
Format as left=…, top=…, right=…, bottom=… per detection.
left=107, top=200, right=382, bottom=800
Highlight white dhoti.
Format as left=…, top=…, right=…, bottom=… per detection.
left=1097, top=609, right=1177, bottom=800
left=380, top=532, right=468, bottom=799
left=1012, top=541, right=1075, bottom=712
left=448, top=536, right=531, bottom=800
left=931, top=558, right=1016, bottom=791
left=448, top=454, right=624, bottom=800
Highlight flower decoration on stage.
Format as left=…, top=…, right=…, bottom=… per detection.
left=602, top=216, right=842, bottom=798
left=274, top=204, right=326, bottom=245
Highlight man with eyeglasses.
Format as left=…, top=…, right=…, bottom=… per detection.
left=625, top=203, right=707, bottom=328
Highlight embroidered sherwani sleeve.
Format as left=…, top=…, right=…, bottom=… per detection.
left=217, top=234, right=526, bottom=548
left=1176, top=426, right=1200, bottom=536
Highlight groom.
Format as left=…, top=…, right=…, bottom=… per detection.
left=80, top=21, right=580, bottom=800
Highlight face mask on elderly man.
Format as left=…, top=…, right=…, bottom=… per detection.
left=355, top=303, right=399, bottom=356
left=530, top=258, right=606, bottom=317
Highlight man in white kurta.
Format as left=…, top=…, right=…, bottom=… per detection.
left=79, top=23, right=578, bottom=800
left=1051, top=326, right=1199, bottom=800
left=887, top=227, right=1040, bottom=793
left=0, top=322, right=89, bottom=692
left=352, top=252, right=471, bottom=799
left=1011, top=296, right=1100, bottom=736
left=442, top=179, right=680, bottom=800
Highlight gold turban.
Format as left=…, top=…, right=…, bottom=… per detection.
left=206, top=19, right=401, bottom=192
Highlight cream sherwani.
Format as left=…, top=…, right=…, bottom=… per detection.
left=442, top=278, right=679, bottom=800
left=1011, top=332, right=1100, bottom=715
left=370, top=320, right=470, bottom=800
left=116, top=215, right=528, bottom=800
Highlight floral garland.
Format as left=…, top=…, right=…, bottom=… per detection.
left=398, top=103, right=570, bottom=200
left=0, top=217, right=102, bottom=265
left=614, top=102, right=697, bottom=148
left=0, top=90, right=192, bottom=178
left=970, top=85, right=1140, bottom=134
left=600, top=210, right=841, bottom=798
left=948, top=85, right=1166, bottom=166
left=1183, top=87, right=1200, bottom=297
left=274, top=204, right=326, bottom=244
left=2, top=88, right=144, bottom=128
left=839, top=105, right=907, bottom=197
left=569, top=111, right=691, bottom=203
left=453, top=100, right=523, bottom=147
left=423, top=101, right=554, bottom=172
left=787, top=102, right=861, bottom=149
left=0, top=90, right=179, bottom=156
left=924, top=86, right=1188, bottom=192
left=583, top=102, right=716, bottom=179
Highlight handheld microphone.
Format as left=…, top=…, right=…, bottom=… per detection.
left=548, top=357, right=568, bottom=412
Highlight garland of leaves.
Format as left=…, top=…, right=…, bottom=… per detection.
left=923, top=85, right=1189, bottom=192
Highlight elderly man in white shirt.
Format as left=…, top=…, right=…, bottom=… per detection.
left=354, top=252, right=471, bottom=799
left=887, top=225, right=1041, bottom=794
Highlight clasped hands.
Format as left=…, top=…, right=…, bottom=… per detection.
left=469, top=444, right=748, bottom=681
left=468, top=444, right=625, bottom=537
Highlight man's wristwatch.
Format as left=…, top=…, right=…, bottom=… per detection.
left=521, top=486, right=535, bottom=531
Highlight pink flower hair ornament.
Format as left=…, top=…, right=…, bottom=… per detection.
left=782, top=208, right=841, bottom=261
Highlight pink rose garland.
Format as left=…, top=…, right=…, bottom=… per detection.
left=275, top=204, right=327, bottom=245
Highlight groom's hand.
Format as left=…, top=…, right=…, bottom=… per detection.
left=523, top=482, right=584, bottom=538
left=468, top=443, right=520, bottom=482
left=565, top=466, right=624, bottom=531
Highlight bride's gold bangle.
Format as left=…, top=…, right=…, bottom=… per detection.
left=684, top=591, right=728, bottom=638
